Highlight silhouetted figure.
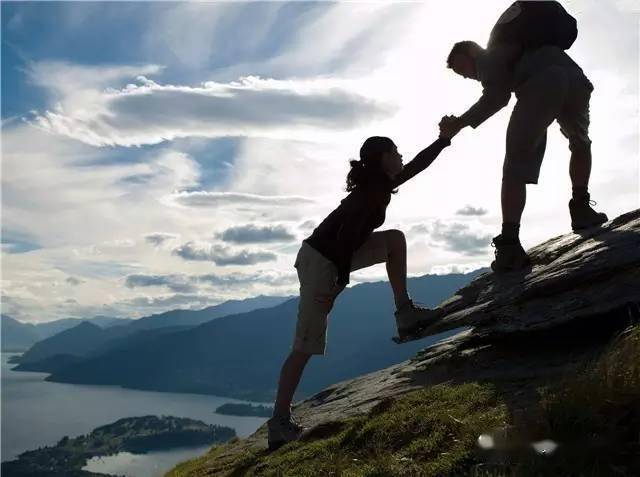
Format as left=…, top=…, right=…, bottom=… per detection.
left=268, top=131, right=454, bottom=450
left=440, top=1, right=607, bottom=273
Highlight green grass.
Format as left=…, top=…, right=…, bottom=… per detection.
left=167, top=382, right=508, bottom=477
left=474, top=324, right=640, bottom=477
left=520, top=325, right=640, bottom=476
left=167, top=325, right=640, bottom=477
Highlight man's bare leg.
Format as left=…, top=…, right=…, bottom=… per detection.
left=273, top=349, right=312, bottom=418
left=501, top=176, right=527, bottom=229
left=567, top=142, right=607, bottom=229
left=491, top=175, right=531, bottom=272
left=501, top=176, right=527, bottom=240
left=569, top=143, right=591, bottom=194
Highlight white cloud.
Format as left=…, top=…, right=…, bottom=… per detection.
left=124, top=270, right=297, bottom=292
left=125, top=274, right=196, bottom=293
left=456, top=205, right=489, bottom=216
left=429, top=263, right=488, bottom=275
left=27, top=72, right=394, bottom=147
left=407, top=220, right=494, bottom=256
left=217, top=224, right=296, bottom=244
left=169, top=191, right=314, bottom=208
left=2, top=124, right=203, bottom=248
left=24, top=60, right=164, bottom=106
left=144, top=233, right=180, bottom=247
left=172, top=241, right=277, bottom=266
left=124, top=293, right=218, bottom=310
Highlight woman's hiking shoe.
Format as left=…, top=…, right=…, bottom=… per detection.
left=394, top=299, right=440, bottom=339
left=490, top=234, right=531, bottom=273
left=569, top=195, right=608, bottom=231
left=267, top=413, right=306, bottom=451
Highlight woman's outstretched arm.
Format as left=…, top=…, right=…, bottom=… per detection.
left=390, top=136, right=451, bottom=188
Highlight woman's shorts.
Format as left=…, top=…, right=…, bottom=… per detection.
left=291, top=231, right=389, bottom=355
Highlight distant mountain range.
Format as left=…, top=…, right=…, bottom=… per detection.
left=1, top=315, right=128, bottom=352
left=27, top=270, right=486, bottom=402
left=122, top=294, right=291, bottom=332
left=8, top=294, right=293, bottom=363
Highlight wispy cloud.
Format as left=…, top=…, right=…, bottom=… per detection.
left=172, top=241, right=277, bottom=266
left=27, top=71, right=394, bottom=147
left=170, top=191, right=314, bottom=208
left=410, top=220, right=494, bottom=256
left=144, top=233, right=180, bottom=247
left=125, top=274, right=196, bottom=293
left=124, top=270, right=297, bottom=292
left=217, top=224, right=296, bottom=244
left=456, top=205, right=488, bottom=216
left=124, top=293, right=217, bottom=310
left=197, top=270, right=296, bottom=287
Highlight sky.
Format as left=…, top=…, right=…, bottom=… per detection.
left=1, top=0, right=638, bottom=323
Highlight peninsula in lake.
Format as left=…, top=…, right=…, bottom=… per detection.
left=1, top=415, right=235, bottom=477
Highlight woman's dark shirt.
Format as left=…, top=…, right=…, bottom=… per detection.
left=304, top=137, right=451, bottom=286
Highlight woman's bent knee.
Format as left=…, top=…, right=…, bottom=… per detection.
left=385, top=229, right=405, bottom=250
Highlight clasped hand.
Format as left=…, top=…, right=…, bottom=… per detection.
left=439, top=115, right=463, bottom=139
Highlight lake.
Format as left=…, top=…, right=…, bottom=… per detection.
left=1, top=352, right=270, bottom=476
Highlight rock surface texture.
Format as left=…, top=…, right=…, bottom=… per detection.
left=199, top=209, right=640, bottom=460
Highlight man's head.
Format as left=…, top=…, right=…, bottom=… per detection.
left=447, top=41, right=483, bottom=80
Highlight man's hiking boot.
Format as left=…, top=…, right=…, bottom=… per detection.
left=394, top=299, right=440, bottom=340
left=490, top=234, right=531, bottom=273
left=569, top=195, right=608, bottom=231
left=267, top=413, right=307, bottom=451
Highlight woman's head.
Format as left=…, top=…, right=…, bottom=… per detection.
left=346, top=136, right=403, bottom=192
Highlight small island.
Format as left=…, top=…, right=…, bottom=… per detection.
left=1, top=415, right=236, bottom=476
left=215, top=403, right=274, bottom=417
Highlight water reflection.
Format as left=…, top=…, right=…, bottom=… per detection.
left=82, top=445, right=212, bottom=477
left=2, top=352, right=269, bottom=476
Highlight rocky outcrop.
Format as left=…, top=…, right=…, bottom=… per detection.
left=425, top=208, right=640, bottom=338
left=193, top=209, right=640, bottom=458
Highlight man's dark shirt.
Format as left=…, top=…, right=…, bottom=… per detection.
left=304, top=137, right=451, bottom=286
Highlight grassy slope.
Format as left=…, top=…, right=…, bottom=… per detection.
left=167, top=325, right=640, bottom=477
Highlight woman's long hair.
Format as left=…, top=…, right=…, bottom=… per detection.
left=346, top=136, right=398, bottom=193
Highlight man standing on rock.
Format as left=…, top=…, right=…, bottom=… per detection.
left=440, top=1, right=607, bottom=272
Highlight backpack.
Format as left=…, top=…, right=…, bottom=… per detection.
left=487, top=1, right=578, bottom=51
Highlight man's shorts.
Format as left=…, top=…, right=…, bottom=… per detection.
left=504, top=66, right=594, bottom=184
left=291, top=232, right=389, bottom=355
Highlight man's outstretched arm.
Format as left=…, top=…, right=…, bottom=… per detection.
left=391, top=136, right=451, bottom=188
left=457, top=86, right=511, bottom=129
left=446, top=43, right=519, bottom=133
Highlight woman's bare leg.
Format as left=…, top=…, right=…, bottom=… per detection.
left=273, top=228, right=414, bottom=417
left=383, top=229, right=411, bottom=310
left=273, top=349, right=312, bottom=417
